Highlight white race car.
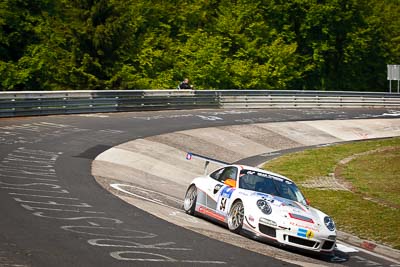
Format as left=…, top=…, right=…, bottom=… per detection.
left=183, top=154, right=336, bottom=253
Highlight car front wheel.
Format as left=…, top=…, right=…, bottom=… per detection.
left=227, top=200, right=244, bottom=233
left=183, top=185, right=197, bottom=215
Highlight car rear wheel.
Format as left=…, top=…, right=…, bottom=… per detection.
left=228, top=200, right=244, bottom=233
left=183, top=185, right=197, bottom=215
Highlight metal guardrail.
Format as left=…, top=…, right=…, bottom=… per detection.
left=0, top=90, right=219, bottom=118
left=0, top=90, right=399, bottom=118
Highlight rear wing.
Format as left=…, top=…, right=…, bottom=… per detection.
left=186, top=152, right=230, bottom=175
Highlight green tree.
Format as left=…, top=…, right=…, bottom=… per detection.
left=0, top=0, right=398, bottom=91
left=0, top=0, right=58, bottom=90
left=60, top=0, right=145, bottom=90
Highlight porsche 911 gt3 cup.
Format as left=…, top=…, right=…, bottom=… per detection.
left=183, top=153, right=336, bottom=253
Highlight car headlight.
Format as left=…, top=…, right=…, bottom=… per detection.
left=324, top=216, right=335, bottom=231
left=256, top=199, right=272, bottom=215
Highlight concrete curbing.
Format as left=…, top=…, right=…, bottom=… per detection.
left=337, top=231, right=400, bottom=262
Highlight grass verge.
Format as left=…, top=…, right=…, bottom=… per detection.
left=262, top=137, right=400, bottom=250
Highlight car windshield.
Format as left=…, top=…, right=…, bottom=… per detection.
left=239, top=169, right=306, bottom=205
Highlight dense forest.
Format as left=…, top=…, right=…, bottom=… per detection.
left=0, top=0, right=399, bottom=91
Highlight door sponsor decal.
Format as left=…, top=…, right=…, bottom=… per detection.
left=216, top=186, right=235, bottom=214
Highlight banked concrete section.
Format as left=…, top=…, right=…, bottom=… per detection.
left=93, top=118, right=400, bottom=194
left=92, top=118, right=400, bottom=265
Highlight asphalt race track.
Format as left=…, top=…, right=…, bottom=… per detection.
left=1, top=108, right=399, bottom=267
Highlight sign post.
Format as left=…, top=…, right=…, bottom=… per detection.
left=387, top=65, right=400, bottom=93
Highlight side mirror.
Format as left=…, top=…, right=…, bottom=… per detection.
left=305, top=199, right=311, bottom=206
left=224, top=178, right=236, bottom=188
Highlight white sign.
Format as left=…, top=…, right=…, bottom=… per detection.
left=387, top=65, right=400, bottom=80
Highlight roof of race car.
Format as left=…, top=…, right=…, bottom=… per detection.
left=221, top=164, right=295, bottom=183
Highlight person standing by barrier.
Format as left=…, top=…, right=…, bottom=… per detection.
left=178, top=78, right=193, bottom=89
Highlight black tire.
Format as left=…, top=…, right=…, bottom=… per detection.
left=227, top=200, right=244, bottom=233
left=183, top=185, right=197, bottom=215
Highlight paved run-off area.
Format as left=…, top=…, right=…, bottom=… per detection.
left=92, top=118, right=400, bottom=266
